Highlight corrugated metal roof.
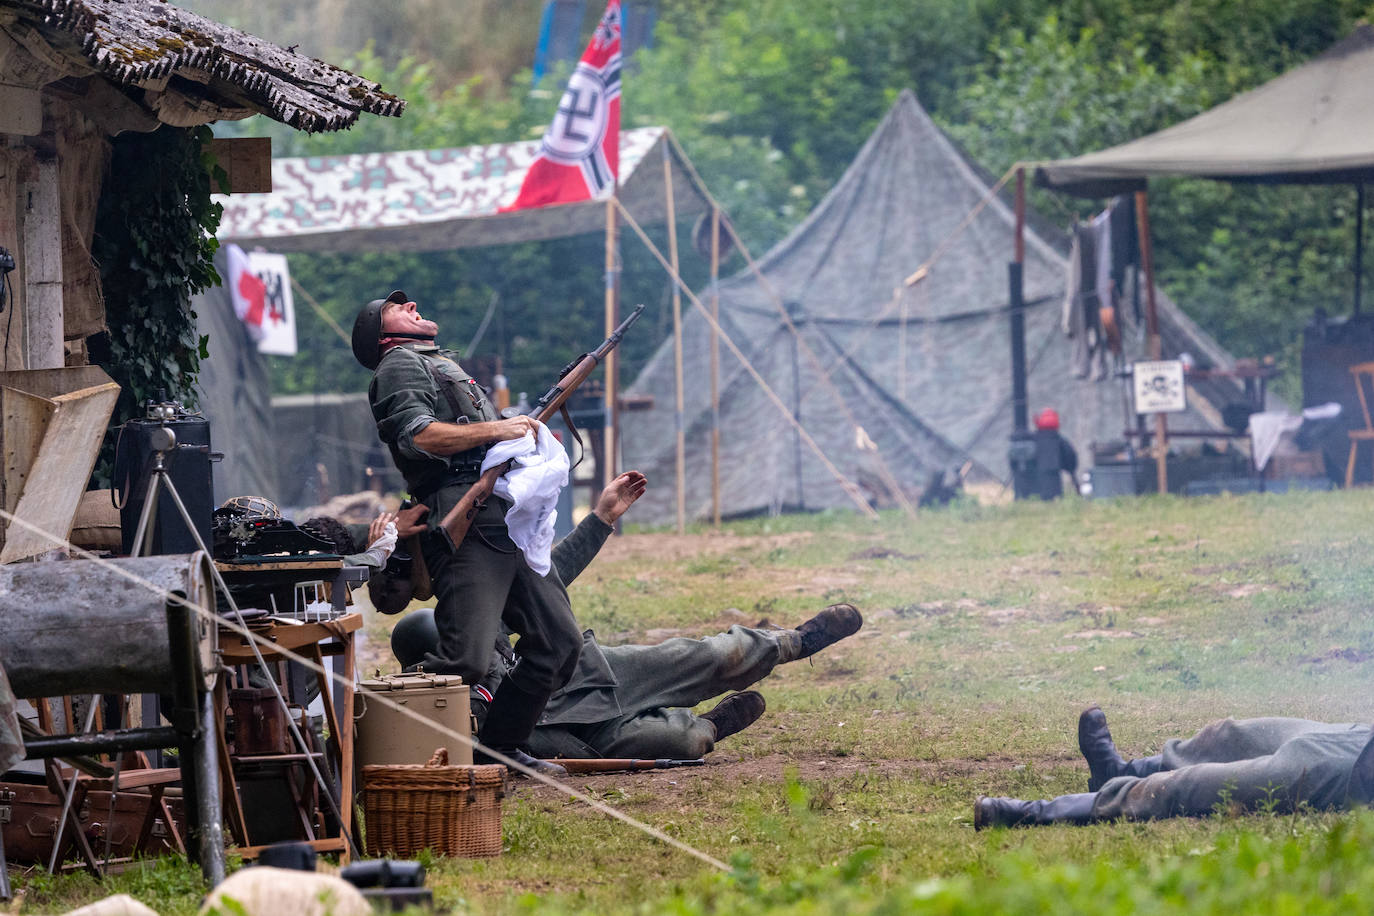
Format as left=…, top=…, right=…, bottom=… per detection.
left=7, top=0, right=404, bottom=131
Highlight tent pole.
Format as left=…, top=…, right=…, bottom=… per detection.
left=1008, top=166, right=1032, bottom=499
left=1135, top=189, right=1169, bottom=495
left=1356, top=183, right=1365, bottom=316
left=603, top=194, right=620, bottom=507
left=1011, top=167, right=1027, bottom=432
left=710, top=206, right=722, bottom=528
left=664, top=144, right=686, bottom=533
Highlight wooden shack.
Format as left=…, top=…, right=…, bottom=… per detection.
left=0, top=0, right=404, bottom=555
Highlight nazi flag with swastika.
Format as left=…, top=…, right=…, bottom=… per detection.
left=503, top=0, right=621, bottom=211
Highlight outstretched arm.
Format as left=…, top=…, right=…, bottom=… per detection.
left=552, top=471, right=648, bottom=584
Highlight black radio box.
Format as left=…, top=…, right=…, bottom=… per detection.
left=117, top=415, right=216, bottom=556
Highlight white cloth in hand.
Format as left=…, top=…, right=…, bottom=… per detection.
left=359, top=521, right=398, bottom=567
left=480, top=422, right=569, bottom=575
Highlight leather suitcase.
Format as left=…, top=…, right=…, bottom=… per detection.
left=0, top=775, right=185, bottom=866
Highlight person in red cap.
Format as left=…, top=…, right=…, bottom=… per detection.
left=1033, top=408, right=1080, bottom=499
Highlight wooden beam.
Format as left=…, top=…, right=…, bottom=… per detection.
left=21, top=148, right=62, bottom=368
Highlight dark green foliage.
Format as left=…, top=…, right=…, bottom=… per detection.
left=90, top=125, right=224, bottom=483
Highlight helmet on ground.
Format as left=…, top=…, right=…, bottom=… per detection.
left=351, top=289, right=408, bottom=370
left=217, top=495, right=281, bottom=519
left=390, top=607, right=439, bottom=669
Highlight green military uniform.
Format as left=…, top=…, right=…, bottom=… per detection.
left=1092, top=717, right=1374, bottom=820
left=981, top=716, right=1374, bottom=828
left=469, top=515, right=804, bottom=759
left=369, top=341, right=580, bottom=751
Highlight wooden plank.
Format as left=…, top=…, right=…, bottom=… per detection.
left=1, top=386, right=55, bottom=515
left=218, top=613, right=363, bottom=664
left=207, top=137, right=272, bottom=194
left=0, top=82, right=42, bottom=135
left=0, top=378, right=120, bottom=563
left=21, top=153, right=63, bottom=369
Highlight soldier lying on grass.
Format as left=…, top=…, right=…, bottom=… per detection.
left=366, top=471, right=863, bottom=761
left=975, top=705, right=1374, bottom=828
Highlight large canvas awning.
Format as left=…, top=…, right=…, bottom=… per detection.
left=216, top=127, right=711, bottom=252
left=1037, top=24, right=1374, bottom=197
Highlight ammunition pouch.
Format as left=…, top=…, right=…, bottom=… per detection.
left=410, top=446, right=488, bottom=503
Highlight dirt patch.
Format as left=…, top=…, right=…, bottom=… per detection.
left=1066, top=629, right=1143, bottom=639
left=1306, top=647, right=1372, bottom=665
left=516, top=751, right=1077, bottom=815
left=600, top=531, right=815, bottom=564
left=849, top=546, right=920, bottom=561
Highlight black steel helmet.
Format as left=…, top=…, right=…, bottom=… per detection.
left=351, top=289, right=408, bottom=370
left=390, top=607, right=440, bottom=669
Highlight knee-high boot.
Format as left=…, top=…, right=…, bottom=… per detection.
left=1079, top=706, right=1165, bottom=790
left=476, top=680, right=567, bottom=778
left=973, top=792, right=1098, bottom=829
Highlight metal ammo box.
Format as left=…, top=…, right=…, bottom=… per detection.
left=355, top=672, right=473, bottom=767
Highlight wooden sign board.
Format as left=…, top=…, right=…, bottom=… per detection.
left=1132, top=360, right=1187, bottom=414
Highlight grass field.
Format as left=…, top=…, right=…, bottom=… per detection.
left=12, top=487, right=1374, bottom=914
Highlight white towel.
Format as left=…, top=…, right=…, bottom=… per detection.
left=480, top=422, right=569, bottom=575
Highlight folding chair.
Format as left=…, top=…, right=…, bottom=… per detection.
left=1344, top=361, right=1374, bottom=487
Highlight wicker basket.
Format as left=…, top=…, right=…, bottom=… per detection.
left=361, top=748, right=507, bottom=858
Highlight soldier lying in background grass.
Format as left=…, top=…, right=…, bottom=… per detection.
left=975, top=705, right=1374, bottom=828
left=377, top=471, right=863, bottom=761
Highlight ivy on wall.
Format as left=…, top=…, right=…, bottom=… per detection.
left=89, top=124, right=225, bottom=483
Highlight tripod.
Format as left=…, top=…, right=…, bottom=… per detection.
left=128, top=424, right=362, bottom=874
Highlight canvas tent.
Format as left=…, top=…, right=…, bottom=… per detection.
left=1036, top=24, right=1374, bottom=481
left=202, top=127, right=711, bottom=506
left=621, top=90, right=1243, bottom=524
left=1037, top=24, right=1374, bottom=196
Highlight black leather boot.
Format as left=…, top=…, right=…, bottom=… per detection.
left=796, top=604, right=863, bottom=658
left=700, top=691, right=766, bottom=741
left=973, top=792, right=1098, bottom=829
left=1078, top=705, right=1127, bottom=791
left=1078, top=706, right=1163, bottom=790
left=477, top=680, right=567, bottom=778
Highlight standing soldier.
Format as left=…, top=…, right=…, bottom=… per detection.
left=352, top=290, right=580, bottom=777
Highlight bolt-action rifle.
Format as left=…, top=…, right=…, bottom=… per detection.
left=552, top=757, right=706, bottom=775
left=438, top=304, right=646, bottom=551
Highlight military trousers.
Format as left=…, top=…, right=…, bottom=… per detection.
left=419, top=501, right=580, bottom=696
left=1093, top=717, right=1373, bottom=820
left=529, top=625, right=802, bottom=760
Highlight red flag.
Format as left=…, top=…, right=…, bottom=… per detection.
left=503, top=1, right=621, bottom=211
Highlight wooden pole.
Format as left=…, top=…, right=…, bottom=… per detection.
left=664, top=145, right=686, bottom=533
left=710, top=208, right=722, bottom=528
left=1135, top=190, right=1168, bottom=495
left=1010, top=167, right=1027, bottom=433
left=22, top=153, right=64, bottom=369
left=603, top=195, right=619, bottom=500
